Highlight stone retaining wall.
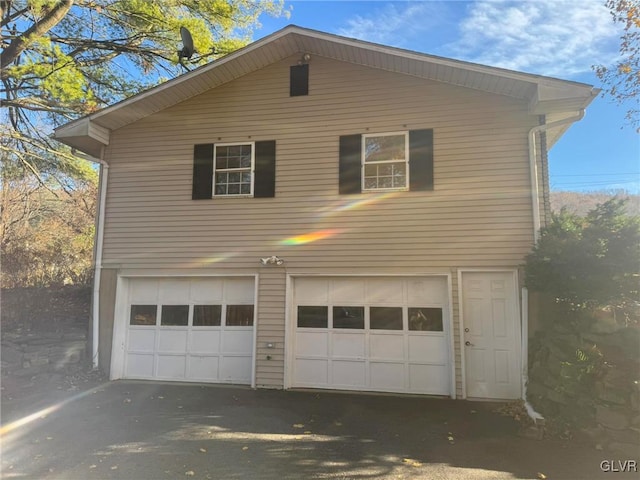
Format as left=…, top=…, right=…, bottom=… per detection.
left=527, top=314, right=639, bottom=458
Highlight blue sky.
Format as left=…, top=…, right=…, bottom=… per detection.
left=254, top=0, right=639, bottom=193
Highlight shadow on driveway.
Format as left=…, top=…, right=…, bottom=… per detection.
left=1, top=381, right=636, bottom=479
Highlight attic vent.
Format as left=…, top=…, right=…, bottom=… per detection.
left=290, top=64, right=309, bottom=96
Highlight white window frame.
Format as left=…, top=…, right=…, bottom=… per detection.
left=213, top=141, right=255, bottom=197
left=361, top=131, right=410, bottom=192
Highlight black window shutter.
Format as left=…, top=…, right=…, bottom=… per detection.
left=254, top=140, right=276, bottom=198
left=290, top=64, right=309, bottom=96
left=192, top=144, right=214, bottom=200
left=409, top=129, right=434, bottom=191
left=339, top=134, right=362, bottom=194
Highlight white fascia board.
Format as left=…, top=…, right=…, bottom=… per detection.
left=528, top=82, right=600, bottom=115
left=53, top=119, right=110, bottom=157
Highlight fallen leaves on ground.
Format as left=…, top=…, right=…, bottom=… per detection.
left=447, top=432, right=455, bottom=444
left=402, top=458, right=422, bottom=467
left=199, top=448, right=207, bottom=453
left=292, top=423, right=304, bottom=428
left=185, top=471, right=195, bottom=476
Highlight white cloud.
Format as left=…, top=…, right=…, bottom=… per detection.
left=336, top=2, right=450, bottom=48
left=448, top=0, right=620, bottom=77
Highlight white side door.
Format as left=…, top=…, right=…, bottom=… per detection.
left=462, top=271, right=520, bottom=399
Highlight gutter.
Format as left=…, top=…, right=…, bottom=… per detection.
left=528, top=110, right=585, bottom=243
left=76, top=149, right=108, bottom=369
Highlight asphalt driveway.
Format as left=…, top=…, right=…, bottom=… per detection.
left=1, top=381, right=636, bottom=479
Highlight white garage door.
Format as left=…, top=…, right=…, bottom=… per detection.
left=291, top=277, right=451, bottom=395
left=124, top=277, right=254, bottom=384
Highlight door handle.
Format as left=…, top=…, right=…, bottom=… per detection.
left=465, top=341, right=474, bottom=346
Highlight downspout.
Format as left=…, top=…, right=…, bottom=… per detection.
left=528, top=110, right=585, bottom=243
left=92, top=155, right=108, bottom=368
left=74, top=147, right=108, bottom=369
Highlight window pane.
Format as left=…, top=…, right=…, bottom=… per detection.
left=379, top=164, right=392, bottom=176
left=333, top=306, right=364, bottom=329
left=240, top=155, right=251, bottom=167
left=297, top=306, right=328, bottom=328
left=215, top=172, right=227, bottom=183
left=240, top=184, right=250, bottom=194
left=215, top=184, right=227, bottom=195
left=161, top=305, right=189, bottom=326
left=227, top=157, right=240, bottom=169
left=130, top=305, right=157, bottom=326
left=193, top=305, right=221, bottom=326
left=229, top=145, right=241, bottom=156
left=228, top=172, right=241, bottom=183
left=364, top=178, right=377, bottom=189
left=370, top=307, right=403, bottom=330
left=365, top=135, right=406, bottom=162
left=226, top=305, right=254, bottom=326
left=408, top=307, right=443, bottom=331
left=228, top=183, right=240, bottom=194
left=379, top=177, right=392, bottom=188
left=241, top=172, right=252, bottom=183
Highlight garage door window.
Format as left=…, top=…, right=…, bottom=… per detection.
left=130, top=305, right=157, bottom=326
left=226, top=305, right=254, bottom=326
left=370, top=307, right=403, bottom=330
left=161, top=305, right=189, bottom=326
left=408, top=307, right=443, bottom=331
left=298, top=306, right=328, bottom=328
left=193, top=305, right=222, bottom=326
left=333, top=306, right=364, bottom=329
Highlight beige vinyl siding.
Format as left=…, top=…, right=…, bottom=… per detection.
left=101, top=54, right=539, bottom=390
left=98, top=268, right=118, bottom=376
left=255, top=270, right=286, bottom=388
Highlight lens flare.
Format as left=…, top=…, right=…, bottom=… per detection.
left=316, top=191, right=402, bottom=218
left=279, top=228, right=343, bottom=246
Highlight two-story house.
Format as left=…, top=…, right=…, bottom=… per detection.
left=54, top=25, right=597, bottom=400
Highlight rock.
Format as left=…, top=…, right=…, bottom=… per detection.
left=597, top=406, right=630, bottom=430
left=608, top=428, right=640, bottom=444
left=598, top=389, right=628, bottom=406
left=608, top=442, right=640, bottom=458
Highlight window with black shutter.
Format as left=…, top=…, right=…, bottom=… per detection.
left=192, top=140, right=276, bottom=199
left=339, top=129, right=433, bottom=194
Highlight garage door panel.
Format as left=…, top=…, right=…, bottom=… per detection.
left=126, top=353, right=154, bottom=377
left=332, top=333, right=365, bottom=358
left=128, top=329, right=156, bottom=352
left=408, top=364, right=449, bottom=393
left=330, top=279, right=365, bottom=303
left=188, top=356, right=220, bottom=381
left=369, top=334, right=404, bottom=360
left=408, top=278, right=447, bottom=304
left=191, top=278, right=224, bottom=302
left=295, top=279, right=329, bottom=304
left=225, top=278, right=254, bottom=303
left=332, top=360, right=366, bottom=387
left=158, top=330, right=188, bottom=353
left=370, top=362, right=405, bottom=390
left=157, top=355, right=186, bottom=378
left=294, top=359, right=328, bottom=385
left=159, top=279, right=190, bottom=302
left=130, top=279, right=159, bottom=303
left=221, top=330, right=253, bottom=354
left=221, top=356, right=251, bottom=382
left=295, top=332, right=328, bottom=356
left=189, top=330, right=220, bottom=354
left=408, top=335, right=448, bottom=363
left=366, top=279, right=403, bottom=303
